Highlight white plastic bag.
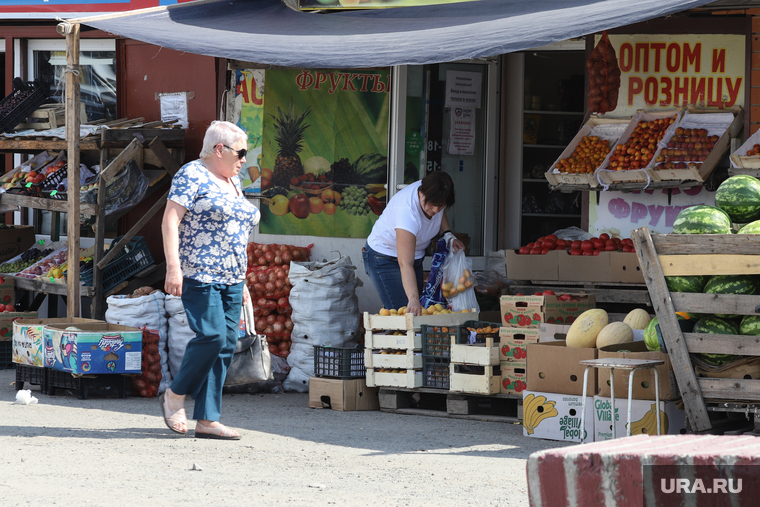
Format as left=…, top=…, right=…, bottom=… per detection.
left=441, top=248, right=480, bottom=313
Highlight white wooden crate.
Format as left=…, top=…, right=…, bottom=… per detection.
left=364, top=349, right=423, bottom=370
left=366, top=368, right=423, bottom=388
left=364, top=330, right=421, bottom=350
left=450, top=337, right=500, bottom=366
left=449, top=364, right=501, bottom=395
left=363, top=311, right=478, bottom=332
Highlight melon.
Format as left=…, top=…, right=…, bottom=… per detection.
left=566, top=309, right=608, bottom=348
left=303, top=156, right=331, bottom=175
left=596, top=322, right=634, bottom=348
left=623, top=308, right=651, bottom=330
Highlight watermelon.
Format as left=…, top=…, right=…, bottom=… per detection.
left=693, top=315, right=739, bottom=365
left=352, top=153, right=387, bottom=184
left=738, top=220, right=760, bottom=234
left=643, top=314, right=685, bottom=352
left=672, top=205, right=732, bottom=235
left=703, top=275, right=759, bottom=318
left=665, top=275, right=708, bottom=293
left=715, top=175, right=760, bottom=224
left=739, top=315, right=760, bottom=336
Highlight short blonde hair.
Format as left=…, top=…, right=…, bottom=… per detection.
left=200, top=121, right=248, bottom=158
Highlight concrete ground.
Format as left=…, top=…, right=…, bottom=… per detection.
left=1, top=368, right=570, bottom=507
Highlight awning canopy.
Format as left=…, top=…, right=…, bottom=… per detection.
left=71, top=0, right=714, bottom=68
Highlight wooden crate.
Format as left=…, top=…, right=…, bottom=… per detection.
left=631, top=229, right=760, bottom=433
left=449, top=337, right=500, bottom=366
left=449, top=364, right=501, bottom=395
left=364, top=330, right=421, bottom=350
left=544, top=117, right=629, bottom=189
left=364, top=349, right=423, bottom=370
left=731, top=118, right=760, bottom=169
left=366, top=368, right=423, bottom=388
left=651, top=107, right=743, bottom=182
left=363, top=311, right=478, bottom=332
left=14, top=103, right=88, bottom=131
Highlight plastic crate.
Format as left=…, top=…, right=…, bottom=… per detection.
left=313, top=345, right=365, bottom=379
left=15, top=364, right=47, bottom=393
left=0, top=341, right=11, bottom=369
left=459, top=320, right=501, bottom=344
left=79, top=236, right=153, bottom=291
left=46, top=369, right=130, bottom=400
left=0, top=79, right=50, bottom=133
left=420, top=324, right=460, bottom=358
left=422, top=356, right=450, bottom=389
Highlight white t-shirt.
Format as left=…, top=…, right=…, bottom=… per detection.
left=367, top=181, right=444, bottom=260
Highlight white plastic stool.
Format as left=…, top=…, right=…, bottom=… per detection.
left=578, top=358, right=665, bottom=443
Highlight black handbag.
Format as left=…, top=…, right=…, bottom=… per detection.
left=224, top=299, right=273, bottom=386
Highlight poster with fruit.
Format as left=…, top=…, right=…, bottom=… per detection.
left=259, top=68, right=390, bottom=238
left=235, top=69, right=264, bottom=195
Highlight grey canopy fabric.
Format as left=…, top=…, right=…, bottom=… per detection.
left=75, top=0, right=713, bottom=68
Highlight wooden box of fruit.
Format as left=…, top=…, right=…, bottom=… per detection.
left=652, top=107, right=742, bottom=183
left=363, top=309, right=478, bottom=333
left=544, top=117, right=629, bottom=188
left=730, top=118, right=760, bottom=171
left=594, top=109, right=682, bottom=186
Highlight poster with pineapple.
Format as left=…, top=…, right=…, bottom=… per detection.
left=259, top=68, right=390, bottom=238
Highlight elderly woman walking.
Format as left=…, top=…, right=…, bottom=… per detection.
left=160, top=120, right=260, bottom=440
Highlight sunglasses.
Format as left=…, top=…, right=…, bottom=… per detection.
left=222, top=145, right=248, bottom=160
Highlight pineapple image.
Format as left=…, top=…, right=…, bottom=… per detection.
left=269, top=100, right=311, bottom=188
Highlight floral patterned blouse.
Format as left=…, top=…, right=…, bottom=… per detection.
left=168, top=159, right=260, bottom=285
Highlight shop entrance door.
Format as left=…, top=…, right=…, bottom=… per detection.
left=390, top=61, right=499, bottom=260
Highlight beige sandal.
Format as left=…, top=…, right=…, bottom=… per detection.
left=195, top=421, right=241, bottom=440
left=159, top=393, right=188, bottom=434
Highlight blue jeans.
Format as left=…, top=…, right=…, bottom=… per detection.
left=362, top=243, right=423, bottom=310
left=170, top=278, right=244, bottom=421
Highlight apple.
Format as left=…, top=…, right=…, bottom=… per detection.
left=288, top=193, right=310, bottom=219
left=268, top=195, right=289, bottom=216
left=308, top=196, right=324, bottom=215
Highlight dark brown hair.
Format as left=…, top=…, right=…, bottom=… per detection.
left=418, top=171, right=455, bottom=208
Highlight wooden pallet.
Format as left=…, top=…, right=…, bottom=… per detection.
left=631, top=228, right=760, bottom=432
left=379, top=387, right=522, bottom=423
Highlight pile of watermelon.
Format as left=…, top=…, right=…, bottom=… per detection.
left=649, top=177, right=760, bottom=365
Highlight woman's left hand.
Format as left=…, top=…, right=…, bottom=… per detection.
left=451, top=238, right=465, bottom=253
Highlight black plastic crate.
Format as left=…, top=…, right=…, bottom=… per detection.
left=459, top=320, right=501, bottom=344
left=46, top=368, right=130, bottom=400
left=423, top=356, right=450, bottom=389
left=0, top=341, right=12, bottom=369
left=0, top=79, right=50, bottom=133
left=15, top=364, right=48, bottom=393
left=313, top=345, right=365, bottom=379
left=79, top=236, right=154, bottom=291
left=420, top=325, right=460, bottom=358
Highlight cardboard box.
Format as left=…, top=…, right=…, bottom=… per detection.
left=499, top=326, right=539, bottom=362
left=308, top=377, right=379, bottom=411
left=501, top=361, right=527, bottom=394
left=593, top=396, right=687, bottom=441
left=522, top=390, right=594, bottom=442
left=609, top=252, right=644, bottom=283
left=43, top=322, right=142, bottom=374
left=505, top=249, right=560, bottom=282
left=539, top=322, right=571, bottom=342
left=527, top=341, right=598, bottom=396
left=0, top=225, right=35, bottom=264
left=12, top=317, right=104, bottom=366
left=597, top=341, right=679, bottom=400
left=558, top=250, right=613, bottom=282
left=0, top=277, right=14, bottom=307
left=500, top=294, right=595, bottom=327
left=0, top=311, right=37, bottom=341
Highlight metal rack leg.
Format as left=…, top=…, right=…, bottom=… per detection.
left=627, top=369, right=636, bottom=437
left=610, top=367, right=616, bottom=440
left=654, top=368, right=661, bottom=435
left=579, top=365, right=592, bottom=444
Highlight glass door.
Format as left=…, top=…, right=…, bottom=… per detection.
left=390, top=61, right=499, bottom=259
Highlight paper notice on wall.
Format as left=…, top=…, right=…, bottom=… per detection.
left=159, top=92, right=189, bottom=128
left=449, top=107, right=475, bottom=155
left=445, top=70, right=482, bottom=108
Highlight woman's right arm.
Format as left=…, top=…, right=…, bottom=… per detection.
left=396, top=229, right=422, bottom=316
left=162, top=200, right=187, bottom=297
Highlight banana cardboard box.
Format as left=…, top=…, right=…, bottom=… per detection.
left=522, top=390, right=594, bottom=442
left=12, top=317, right=103, bottom=366
left=593, top=396, right=687, bottom=441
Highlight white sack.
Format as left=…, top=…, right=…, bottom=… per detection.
left=165, top=294, right=196, bottom=385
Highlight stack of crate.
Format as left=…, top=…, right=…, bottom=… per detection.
left=363, top=311, right=477, bottom=389
left=448, top=321, right=502, bottom=395
left=499, top=293, right=595, bottom=394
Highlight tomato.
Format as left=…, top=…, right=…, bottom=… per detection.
left=569, top=248, right=583, bottom=256
left=541, top=248, right=550, bottom=255
left=581, top=240, right=593, bottom=251
left=599, top=233, right=610, bottom=241
left=605, top=239, right=616, bottom=247
left=622, top=245, right=634, bottom=252
left=605, top=244, right=617, bottom=251
left=542, top=239, right=556, bottom=250
left=537, top=236, right=546, bottom=243
left=542, top=290, right=555, bottom=296
left=592, top=239, right=605, bottom=250
left=534, top=292, right=543, bottom=296
left=527, top=242, right=535, bottom=248
left=556, top=239, right=569, bottom=249
left=530, top=248, right=542, bottom=255
left=621, top=238, right=633, bottom=245
left=593, top=249, right=602, bottom=256
left=557, top=294, right=571, bottom=301
left=582, top=250, right=594, bottom=256
left=571, top=240, right=582, bottom=250
left=545, top=234, right=558, bottom=242
left=519, top=246, right=530, bottom=255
